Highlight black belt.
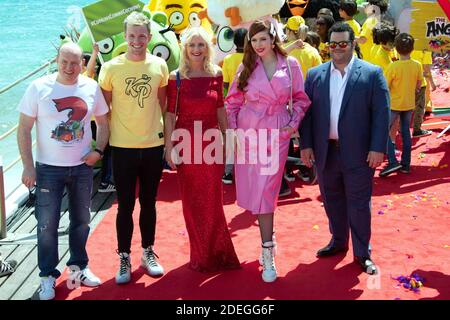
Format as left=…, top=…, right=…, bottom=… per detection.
left=328, top=139, right=340, bottom=148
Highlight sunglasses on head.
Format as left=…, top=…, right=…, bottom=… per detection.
left=328, top=41, right=352, bottom=49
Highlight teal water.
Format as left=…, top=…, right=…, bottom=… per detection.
left=0, top=0, right=92, bottom=196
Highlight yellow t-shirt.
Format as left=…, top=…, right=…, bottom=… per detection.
left=222, top=52, right=243, bottom=85
left=359, top=16, right=378, bottom=61
left=369, top=45, right=393, bottom=75
left=98, top=53, right=169, bottom=148
left=345, top=19, right=361, bottom=37
left=411, top=50, right=433, bottom=87
left=288, top=43, right=322, bottom=78
left=385, top=59, right=424, bottom=111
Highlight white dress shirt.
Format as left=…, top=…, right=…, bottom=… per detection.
left=329, top=56, right=355, bottom=139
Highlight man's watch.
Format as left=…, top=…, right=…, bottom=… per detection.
left=94, top=148, right=104, bottom=158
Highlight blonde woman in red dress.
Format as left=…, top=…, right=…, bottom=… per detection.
left=164, top=27, right=240, bottom=272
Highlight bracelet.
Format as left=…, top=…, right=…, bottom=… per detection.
left=94, top=148, right=104, bottom=157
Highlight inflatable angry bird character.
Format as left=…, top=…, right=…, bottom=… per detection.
left=206, top=0, right=285, bottom=65
left=148, top=0, right=213, bottom=35
left=206, top=0, right=284, bottom=29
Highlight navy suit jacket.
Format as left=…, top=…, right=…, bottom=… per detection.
left=300, top=58, right=390, bottom=172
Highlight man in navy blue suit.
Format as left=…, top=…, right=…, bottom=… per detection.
left=300, top=22, right=390, bottom=274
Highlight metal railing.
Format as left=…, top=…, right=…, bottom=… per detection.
left=0, top=58, right=56, bottom=239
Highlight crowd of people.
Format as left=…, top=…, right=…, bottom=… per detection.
left=8, top=0, right=442, bottom=299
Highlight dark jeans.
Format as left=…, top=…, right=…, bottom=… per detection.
left=35, top=162, right=93, bottom=278
left=111, top=145, right=164, bottom=253
left=387, top=110, right=413, bottom=167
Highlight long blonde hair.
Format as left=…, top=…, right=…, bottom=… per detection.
left=179, top=27, right=216, bottom=79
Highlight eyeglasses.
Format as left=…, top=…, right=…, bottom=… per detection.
left=328, top=41, right=352, bottom=49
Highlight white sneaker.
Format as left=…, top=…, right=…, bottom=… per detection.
left=38, top=276, right=56, bottom=300
left=115, top=252, right=131, bottom=284
left=259, top=235, right=277, bottom=266
left=69, top=266, right=101, bottom=287
left=141, top=246, right=164, bottom=277
left=261, top=241, right=277, bottom=283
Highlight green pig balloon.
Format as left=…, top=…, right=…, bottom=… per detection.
left=78, top=9, right=180, bottom=71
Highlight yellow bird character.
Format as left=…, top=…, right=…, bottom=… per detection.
left=148, top=0, right=213, bottom=35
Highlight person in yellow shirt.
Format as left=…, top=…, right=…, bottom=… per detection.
left=380, top=33, right=423, bottom=177
left=368, top=22, right=398, bottom=75
left=283, top=17, right=322, bottom=77
left=305, top=31, right=321, bottom=51
left=339, top=0, right=361, bottom=37
left=83, top=43, right=100, bottom=79
left=283, top=18, right=322, bottom=190
left=357, top=0, right=388, bottom=61
left=98, top=12, right=168, bottom=284
left=221, top=27, right=247, bottom=184
left=222, top=28, right=247, bottom=96
left=411, top=50, right=437, bottom=137
left=316, top=15, right=335, bottom=62
left=83, top=43, right=115, bottom=192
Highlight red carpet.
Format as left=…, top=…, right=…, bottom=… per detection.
left=55, top=122, right=450, bottom=300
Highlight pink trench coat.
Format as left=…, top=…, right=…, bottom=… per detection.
left=226, top=54, right=311, bottom=214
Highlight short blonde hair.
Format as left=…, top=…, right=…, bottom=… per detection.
left=179, top=27, right=215, bottom=79
left=124, top=11, right=151, bottom=34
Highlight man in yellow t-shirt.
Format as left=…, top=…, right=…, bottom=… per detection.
left=98, top=12, right=169, bottom=284
left=380, top=33, right=423, bottom=178
left=339, top=0, right=361, bottom=36
left=411, top=50, right=437, bottom=137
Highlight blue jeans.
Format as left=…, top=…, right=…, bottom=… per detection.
left=35, top=162, right=93, bottom=278
left=387, top=110, right=413, bottom=167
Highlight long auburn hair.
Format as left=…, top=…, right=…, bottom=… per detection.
left=237, top=20, right=287, bottom=92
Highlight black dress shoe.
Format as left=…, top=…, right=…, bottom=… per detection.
left=316, top=244, right=349, bottom=257
left=354, top=256, right=378, bottom=275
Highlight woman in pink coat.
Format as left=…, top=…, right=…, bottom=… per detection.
left=226, top=20, right=311, bottom=282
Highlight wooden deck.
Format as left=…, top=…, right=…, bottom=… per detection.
left=0, top=170, right=116, bottom=300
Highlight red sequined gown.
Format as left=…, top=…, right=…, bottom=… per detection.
left=167, top=76, right=240, bottom=272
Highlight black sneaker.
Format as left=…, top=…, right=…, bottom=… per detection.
left=222, top=173, right=233, bottom=185
left=379, top=163, right=402, bottom=177
left=279, top=178, right=291, bottom=197
left=412, top=129, right=432, bottom=138
left=297, top=166, right=311, bottom=182
left=400, top=165, right=410, bottom=174
left=0, top=258, right=17, bottom=278
left=284, top=170, right=296, bottom=182
left=98, top=182, right=116, bottom=193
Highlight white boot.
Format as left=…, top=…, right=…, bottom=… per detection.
left=259, top=234, right=277, bottom=266
left=261, top=241, right=277, bottom=283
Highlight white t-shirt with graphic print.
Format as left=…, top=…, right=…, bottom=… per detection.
left=17, top=73, right=109, bottom=167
